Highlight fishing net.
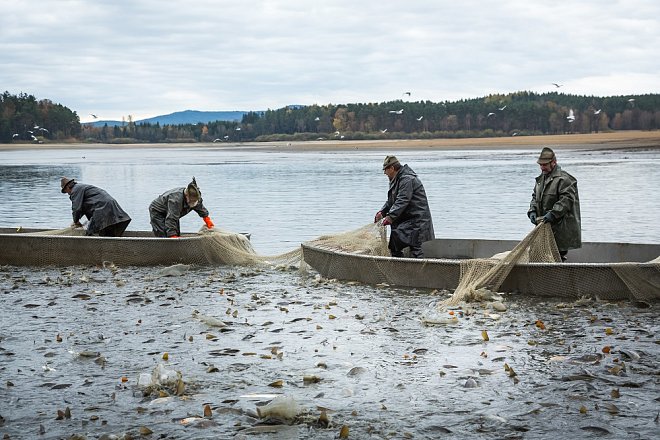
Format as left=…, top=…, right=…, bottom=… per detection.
left=439, top=223, right=560, bottom=307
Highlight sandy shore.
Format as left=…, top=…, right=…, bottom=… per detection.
left=2, top=130, right=659, bottom=152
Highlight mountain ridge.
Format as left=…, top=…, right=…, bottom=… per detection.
left=86, top=109, right=253, bottom=127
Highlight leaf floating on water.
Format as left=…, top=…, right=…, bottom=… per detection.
left=72, top=294, right=91, bottom=300
left=535, top=320, right=545, bottom=330
left=175, top=378, right=185, bottom=396
left=78, top=350, right=100, bottom=358
left=339, top=425, right=349, bottom=438
left=611, top=388, right=620, bottom=398
left=579, top=405, right=588, bottom=414
left=56, top=333, right=62, bottom=342
left=328, top=315, right=337, bottom=320
left=318, top=410, right=330, bottom=428
left=580, top=426, right=610, bottom=434
left=602, top=346, right=611, bottom=354
left=139, top=426, right=153, bottom=435
left=481, top=330, right=489, bottom=341
left=504, top=363, right=517, bottom=377
left=203, top=404, right=213, bottom=418
left=269, top=380, right=284, bottom=388
left=162, top=352, right=169, bottom=361
left=605, top=327, right=614, bottom=335
left=303, top=375, right=321, bottom=384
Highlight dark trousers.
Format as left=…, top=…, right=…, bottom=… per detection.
left=389, top=228, right=424, bottom=258
left=98, top=219, right=131, bottom=237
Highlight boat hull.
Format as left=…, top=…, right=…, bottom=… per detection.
left=302, top=239, right=660, bottom=300
left=0, top=228, right=246, bottom=266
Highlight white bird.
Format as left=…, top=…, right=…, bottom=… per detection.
left=566, top=109, right=575, bottom=122
left=235, top=127, right=241, bottom=131
left=593, top=109, right=601, bottom=115
left=552, top=83, right=563, bottom=88
left=90, top=114, right=98, bottom=119
left=498, top=105, right=507, bottom=111
left=12, top=133, right=19, bottom=138
left=213, top=138, right=221, bottom=142
left=31, top=135, right=38, bottom=141
left=416, top=116, right=423, bottom=121
left=512, top=132, right=519, bottom=136
left=627, top=98, right=635, bottom=102
left=34, top=125, right=40, bottom=129
left=389, top=109, right=404, bottom=115
left=314, top=117, right=320, bottom=121
left=334, top=131, right=340, bottom=136
left=223, top=135, right=229, bottom=139
left=487, top=112, right=495, bottom=118
left=380, top=129, right=388, bottom=133
left=340, top=135, right=345, bottom=139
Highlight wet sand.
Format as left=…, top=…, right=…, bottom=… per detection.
left=2, top=130, right=660, bottom=152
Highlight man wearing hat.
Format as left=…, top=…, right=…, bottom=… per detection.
left=60, top=177, right=132, bottom=236
left=149, top=177, right=215, bottom=238
left=528, top=147, right=581, bottom=260
left=374, top=155, right=435, bottom=258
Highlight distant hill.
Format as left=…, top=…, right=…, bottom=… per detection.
left=86, top=110, right=250, bottom=127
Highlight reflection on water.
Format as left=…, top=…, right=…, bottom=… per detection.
left=1, top=145, right=658, bottom=253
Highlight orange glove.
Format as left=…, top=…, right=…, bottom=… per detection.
left=169, top=235, right=180, bottom=238
left=203, top=216, right=214, bottom=229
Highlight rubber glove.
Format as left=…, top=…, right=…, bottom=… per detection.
left=374, top=211, right=383, bottom=223
left=529, top=212, right=537, bottom=225
left=382, top=217, right=392, bottom=226
left=542, top=212, right=555, bottom=224
left=169, top=235, right=180, bottom=238
left=203, top=216, right=214, bottom=229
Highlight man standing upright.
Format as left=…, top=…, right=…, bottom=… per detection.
left=375, top=155, right=435, bottom=258
left=528, top=147, right=581, bottom=261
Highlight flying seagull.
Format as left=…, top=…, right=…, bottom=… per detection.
left=552, top=83, right=563, bottom=88
left=593, top=109, right=602, bottom=115
left=389, top=109, right=404, bottom=115
left=627, top=98, right=635, bottom=102
left=487, top=112, right=496, bottom=118
left=235, top=127, right=241, bottom=131
left=566, top=109, right=575, bottom=122
left=213, top=138, right=221, bottom=142
left=416, top=116, right=424, bottom=121
left=314, top=117, right=320, bottom=121
left=498, top=105, right=507, bottom=111
left=380, top=128, right=388, bottom=133
left=403, top=91, right=411, bottom=96
left=90, top=114, right=98, bottom=119
left=12, top=133, right=19, bottom=138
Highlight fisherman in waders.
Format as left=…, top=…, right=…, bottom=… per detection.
left=528, top=147, right=582, bottom=261
left=374, top=155, right=435, bottom=258
left=149, top=177, right=215, bottom=238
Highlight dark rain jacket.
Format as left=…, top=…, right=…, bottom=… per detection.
left=69, top=183, right=131, bottom=236
left=149, top=187, right=209, bottom=237
left=528, top=164, right=582, bottom=252
left=381, top=164, right=435, bottom=253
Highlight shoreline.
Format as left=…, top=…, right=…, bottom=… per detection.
left=2, top=130, right=659, bottom=152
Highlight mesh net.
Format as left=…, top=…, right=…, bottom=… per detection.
left=439, top=223, right=560, bottom=307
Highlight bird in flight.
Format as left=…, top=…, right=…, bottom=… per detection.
left=593, top=109, right=602, bottom=115
left=314, top=117, right=320, bottom=121
left=380, top=128, right=388, bottom=133
left=416, top=116, right=424, bottom=121
left=487, top=112, right=496, bottom=118
left=552, top=83, right=563, bottom=88
left=90, top=114, right=98, bottom=119
left=235, top=127, right=241, bottom=131
left=389, top=109, right=404, bottom=115
left=12, top=133, right=19, bottom=138
left=566, top=109, right=575, bottom=122
left=213, top=138, right=221, bottom=142
left=403, top=91, right=411, bottom=96
left=498, top=105, right=507, bottom=111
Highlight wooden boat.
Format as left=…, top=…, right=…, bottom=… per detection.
left=0, top=227, right=250, bottom=267
left=302, top=238, right=660, bottom=300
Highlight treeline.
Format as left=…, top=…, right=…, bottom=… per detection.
left=0, top=92, right=81, bottom=143
left=3, top=91, right=660, bottom=144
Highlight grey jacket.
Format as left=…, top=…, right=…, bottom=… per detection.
left=149, top=187, right=209, bottom=237
left=528, top=165, right=582, bottom=251
left=381, top=164, right=435, bottom=245
left=69, top=183, right=131, bottom=236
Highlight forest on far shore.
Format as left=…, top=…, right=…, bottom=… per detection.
left=1, top=90, right=659, bottom=144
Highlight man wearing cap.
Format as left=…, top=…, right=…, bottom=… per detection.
left=60, top=177, right=132, bottom=236
left=149, top=177, right=215, bottom=238
left=374, top=155, right=435, bottom=258
left=528, top=147, right=581, bottom=261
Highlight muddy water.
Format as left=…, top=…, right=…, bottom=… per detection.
left=1, top=264, right=658, bottom=439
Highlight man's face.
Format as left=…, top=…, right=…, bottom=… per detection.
left=539, top=160, right=556, bottom=175
left=383, top=165, right=397, bottom=181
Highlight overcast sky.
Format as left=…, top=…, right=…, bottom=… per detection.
left=2, top=0, right=659, bottom=122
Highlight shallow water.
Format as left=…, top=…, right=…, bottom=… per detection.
left=0, top=264, right=658, bottom=439
left=0, top=145, right=659, bottom=439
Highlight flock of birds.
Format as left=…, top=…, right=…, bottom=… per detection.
left=75, top=88, right=638, bottom=143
